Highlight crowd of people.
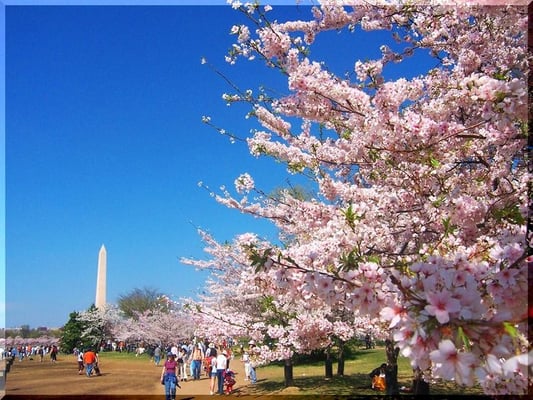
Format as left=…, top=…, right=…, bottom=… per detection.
left=4, top=337, right=262, bottom=397
left=6, top=337, right=394, bottom=396
left=154, top=338, right=260, bottom=399
left=3, top=344, right=59, bottom=363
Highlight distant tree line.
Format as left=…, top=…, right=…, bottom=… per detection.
left=4, top=325, right=62, bottom=339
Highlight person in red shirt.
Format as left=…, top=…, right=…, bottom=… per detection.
left=83, top=349, right=97, bottom=377
left=160, top=352, right=180, bottom=400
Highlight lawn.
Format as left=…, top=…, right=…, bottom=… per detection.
left=242, top=346, right=485, bottom=397
left=4, top=346, right=487, bottom=398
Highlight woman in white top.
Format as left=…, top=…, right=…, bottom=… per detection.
left=241, top=350, right=250, bottom=380
left=209, top=348, right=218, bottom=395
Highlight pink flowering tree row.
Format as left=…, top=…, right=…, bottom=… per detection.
left=181, top=230, right=384, bottom=385
left=76, top=302, right=195, bottom=349
left=188, top=1, right=529, bottom=395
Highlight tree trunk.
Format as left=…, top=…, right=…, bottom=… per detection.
left=284, top=357, right=294, bottom=387
left=385, top=339, right=400, bottom=395
left=325, top=347, right=333, bottom=379
left=412, top=367, right=430, bottom=395
left=336, top=339, right=345, bottom=376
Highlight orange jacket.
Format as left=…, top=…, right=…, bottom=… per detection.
left=83, top=351, right=96, bottom=364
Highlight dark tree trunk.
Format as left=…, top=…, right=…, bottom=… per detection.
left=385, top=339, right=400, bottom=395
left=284, top=357, right=294, bottom=387
left=336, top=339, right=345, bottom=376
left=412, top=367, right=430, bottom=395
left=325, top=347, right=333, bottom=379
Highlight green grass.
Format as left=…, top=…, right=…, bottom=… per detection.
left=245, top=347, right=484, bottom=396
left=90, top=347, right=485, bottom=396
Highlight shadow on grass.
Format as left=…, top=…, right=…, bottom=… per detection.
left=245, top=373, right=380, bottom=396
left=244, top=373, right=487, bottom=397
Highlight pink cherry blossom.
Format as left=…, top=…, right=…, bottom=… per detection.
left=430, top=339, right=478, bottom=386
left=189, top=2, right=528, bottom=394
left=424, top=290, right=462, bottom=324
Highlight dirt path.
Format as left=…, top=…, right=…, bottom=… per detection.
left=4, top=354, right=253, bottom=398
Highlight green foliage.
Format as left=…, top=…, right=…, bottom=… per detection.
left=491, top=204, right=525, bottom=225
left=269, top=185, right=314, bottom=202
left=431, top=194, right=446, bottom=208
left=342, top=204, right=357, bottom=230
left=457, top=326, right=471, bottom=351
left=429, top=156, right=440, bottom=168
left=59, top=311, right=90, bottom=353
left=287, top=161, right=306, bottom=174
left=248, top=245, right=274, bottom=273
left=442, top=217, right=457, bottom=236
left=339, top=249, right=359, bottom=271
left=117, top=286, right=167, bottom=319
left=339, top=248, right=382, bottom=271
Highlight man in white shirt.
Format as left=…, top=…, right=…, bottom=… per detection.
left=215, top=350, right=228, bottom=395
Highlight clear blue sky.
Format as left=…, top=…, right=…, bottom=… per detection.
left=3, top=1, right=434, bottom=329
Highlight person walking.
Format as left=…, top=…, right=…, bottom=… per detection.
left=224, top=347, right=232, bottom=369
left=241, top=349, right=250, bottom=380
left=208, top=350, right=218, bottom=395
left=154, top=345, right=162, bottom=366
left=191, top=343, right=204, bottom=380
left=186, top=342, right=194, bottom=378
left=178, top=346, right=188, bottom=381
left=50, top=345, right=58, bottom=363
left=77, top=349, right=84, bottom=375
left=93, top=349, right=102, bottom=376
left=38, top=346, right=44, bottom=363
left=248, top=342, right=259, bottom=384
left=215, top=350, right=227, bottom=395
left=83, top=348, right=97, bottom=377
left=160, top=352, right=180, bottom=400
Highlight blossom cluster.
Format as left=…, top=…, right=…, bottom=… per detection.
left=190, top=1, right=529, bottom=394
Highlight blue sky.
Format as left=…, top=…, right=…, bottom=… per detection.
left=4, top=2, right=317, bottom=329
left=3, top=1, right=436, bottom=329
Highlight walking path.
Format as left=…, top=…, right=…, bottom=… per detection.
left=3, top=353, right=252, bottom=397
left=0, top=359, right=5, bottom=399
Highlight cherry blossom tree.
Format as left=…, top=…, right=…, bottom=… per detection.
left=182, top=230, right=387, bottom=386
left=194, top=1, right=529, bottom=395
left=77, top=304, right=123, bottom=349
left=110, top=299, right=195, bottom=348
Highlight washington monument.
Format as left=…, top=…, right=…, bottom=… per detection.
left=95, top=244, right=107, bottom=309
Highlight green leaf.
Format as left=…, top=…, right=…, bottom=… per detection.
left=492, top=204, right=526, bottom=225
left=342, top=204, right=356, bottom=230
left=432, top=194, right=446, bottom=208
left=457, top=326, right=471, bottom=351
left=442, top=217, right=457, bottom=235
left=339, top=249, right=359, bottom=271
left=367, top=255, right=380, bottom=264
left=503, top=322, right=518, bottom=338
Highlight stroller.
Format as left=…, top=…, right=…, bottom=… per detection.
left=223, top=368, right=236, bottom=394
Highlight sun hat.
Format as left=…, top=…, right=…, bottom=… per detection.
left=209, top=343, right=215, bottom=348
left=167, top=352, right=174, bottom=357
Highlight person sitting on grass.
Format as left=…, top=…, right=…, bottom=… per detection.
left=369, top=363, right=387, bottom=391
